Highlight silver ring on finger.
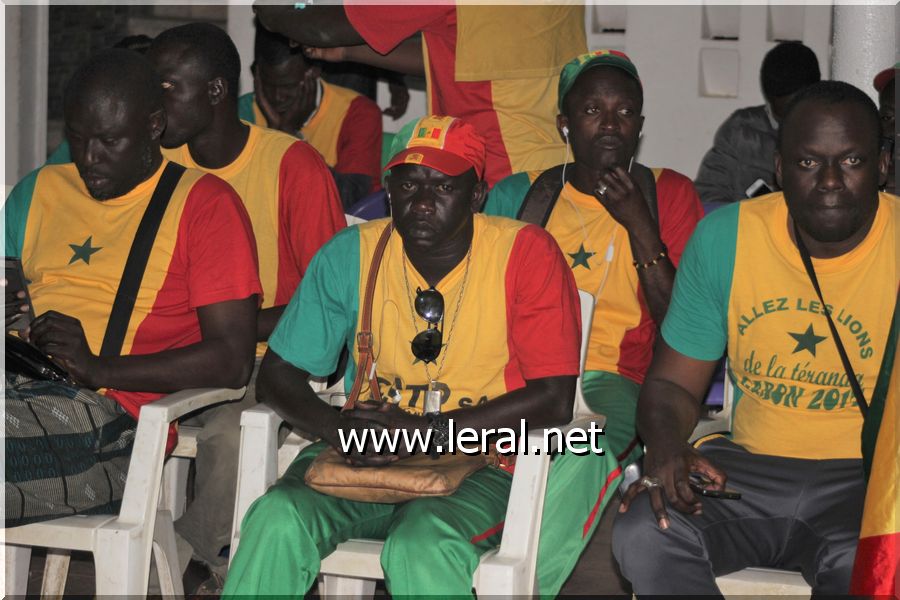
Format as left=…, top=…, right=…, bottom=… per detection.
left=640, top=476, right=661, bottom=489
left=596, top=184, right=608, bottom=196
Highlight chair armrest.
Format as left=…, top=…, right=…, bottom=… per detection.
left=112, top=387, right=245, bottom=526
left=231, top=404, right=285, bottom=557
left=139, top=387, right=247, bottom=424
left=479, top=415, right=606, bottom=594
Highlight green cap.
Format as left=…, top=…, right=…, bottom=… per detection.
left=558, top=49, right=642, bottom=111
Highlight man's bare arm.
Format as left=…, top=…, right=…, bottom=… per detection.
left=254, top=5, right=364, bottom=47
left=305, top=37, right=425, bottom=77
left=29, top=296, right=259, bottom=392
left=257, top=305, right=286, bottom=342
left=619, top=340, right=723, bottom=527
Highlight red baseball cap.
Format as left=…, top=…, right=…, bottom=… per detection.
left=385, top=116, right=486, bottom=179
left=873, top=63, right=898, bottom=93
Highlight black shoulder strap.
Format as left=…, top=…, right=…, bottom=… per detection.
left=793, top=221, right=869, bottom=418
left=100, top=162, right=186, bottom=357
left=517, top=163, right=571, bottom=226
left=517, top=162, right=659, bottom=226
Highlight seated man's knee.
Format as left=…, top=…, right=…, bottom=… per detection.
left=611, top=500, right=666, bottom=575
left=244, top=486, right=302, bottom=533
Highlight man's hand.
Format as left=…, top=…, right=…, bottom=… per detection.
left=618, top=441, right=727, bottom=529
left=341, top=401, right=429, bottom=462
left=4, top=280, right=30, bottom=330
left=593, top=166, right=655, bottom=234
left=303, top=46, right=349, bottom=63
left=383, top=81, right=410, bottom=120
left=26, top=311, right=103, bottom=389
left=253, top=70, right=315, bottom=135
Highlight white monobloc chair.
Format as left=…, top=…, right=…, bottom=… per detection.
left=230, top=289, right=603, bottom=597
left=4, top=386, right=245, bottom=597
left=687, top=365, right=811, bottom=599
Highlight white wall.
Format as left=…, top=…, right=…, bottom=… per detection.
left=586, top=4, right=833, bottom=179
left=5, top=4, right=49, bottom=186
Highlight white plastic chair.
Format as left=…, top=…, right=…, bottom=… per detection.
left=4, top=386, right=245, bottom=597
left=686, top=366, right=811, bottom=599
left=230, top=290, right=603, bottom=597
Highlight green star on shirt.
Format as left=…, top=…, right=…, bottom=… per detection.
left=568, top=244, right=596, bottom=270
left=68, top=236, right=103, bottom=265
left=788, top=324, right=828, bottom=357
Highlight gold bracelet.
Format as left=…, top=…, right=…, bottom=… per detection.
left=633, top=248, right=668, bottom=270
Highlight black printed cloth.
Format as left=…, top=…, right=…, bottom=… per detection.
left=5, top=373, right=136, bottom=527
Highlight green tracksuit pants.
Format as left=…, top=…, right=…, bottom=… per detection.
left=224, top=434, right=621, bottom=598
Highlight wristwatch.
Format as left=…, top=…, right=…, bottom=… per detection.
left=427, top=412, right=451, bottom=457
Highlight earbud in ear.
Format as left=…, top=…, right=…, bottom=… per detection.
left=638, top=130, right=643, bottom=139
left=562, top=126, right=570, bottom=138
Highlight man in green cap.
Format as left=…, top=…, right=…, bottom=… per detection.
left=485, top=49, right=704, bottom=591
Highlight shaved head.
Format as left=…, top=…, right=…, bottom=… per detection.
left=63, top=49, right=163, bottom=120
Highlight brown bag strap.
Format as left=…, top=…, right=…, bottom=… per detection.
left=343, top=222, right=393, bottom=411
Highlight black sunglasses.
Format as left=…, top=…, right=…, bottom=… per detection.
left=411, top=287, right=444, bottom=363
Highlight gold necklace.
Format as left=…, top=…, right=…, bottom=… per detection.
left=401, top=243, right=473, bottom=411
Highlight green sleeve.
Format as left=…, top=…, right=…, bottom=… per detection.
left=45, top=141, right=72, bottom=165
left=4, top=168, right=40, bottom=258
left=268, top=225, right=360, bottom=377
left=237, top=93, right=257, bottom=125
left=482, top=171, right=531, bottom=218
left=660, top=202, right=739, bottom=361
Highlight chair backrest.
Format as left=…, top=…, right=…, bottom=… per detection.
left=573, top=289, right=596, bottom=419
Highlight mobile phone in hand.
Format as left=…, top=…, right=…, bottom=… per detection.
left=5, top=257, right=35, bottom=332
left=689, top=473, right=742, bottom=500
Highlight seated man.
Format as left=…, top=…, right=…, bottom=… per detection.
left=486, top=49, right=704, bottom=477
left=4, top=50, right=260, bottom=526
left=223, top=116, right=616, bottom=596
left=613, top=81, right=897, bottom=596
left=145, top=22, right=345, bottom=583
left=239, top=21, right=383, bottom=206
left=695, top=42, right=820, bottom=203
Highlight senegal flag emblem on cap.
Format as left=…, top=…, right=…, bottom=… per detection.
left=384, top=115, right=487, bottom=178
left=408, top=116, right=454, bottom=150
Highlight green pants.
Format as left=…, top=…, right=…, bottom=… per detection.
left=224, top=439, right=621, bottom=597
left=581, top=370, right=643, bottom=466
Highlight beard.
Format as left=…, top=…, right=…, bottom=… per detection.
left=87, top=142, right=157, bottom=201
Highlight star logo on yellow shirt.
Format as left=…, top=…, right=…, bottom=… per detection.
left=568, top=244, right=596, bottom=270
left=68, top=236, right=103, bottom=265
left=788, top=324, right=828, bottom=357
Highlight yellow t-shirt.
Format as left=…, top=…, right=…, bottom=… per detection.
left=663, top=193, right=899, bottom=459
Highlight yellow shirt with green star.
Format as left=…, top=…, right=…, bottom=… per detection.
left=662, top=193, right=899, bottom=459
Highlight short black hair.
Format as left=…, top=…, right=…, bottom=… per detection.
left=152, top=22, right=241, bottom=100
left=761, top=42, right=821, bottom=99
left=64, top=48, right=163, bottom=117
left=113, top=34, right=154, bottom=54
left=254, top=18, right=303, bottom=67
left=778, top=80, right=881, bottom=151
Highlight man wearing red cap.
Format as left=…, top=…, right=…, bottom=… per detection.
left=223, top=115, right=618, bottom=596
left=874, top=64, right=896, bottom=194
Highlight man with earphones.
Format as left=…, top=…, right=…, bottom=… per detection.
left=485, top=49, right=704, bottom=591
